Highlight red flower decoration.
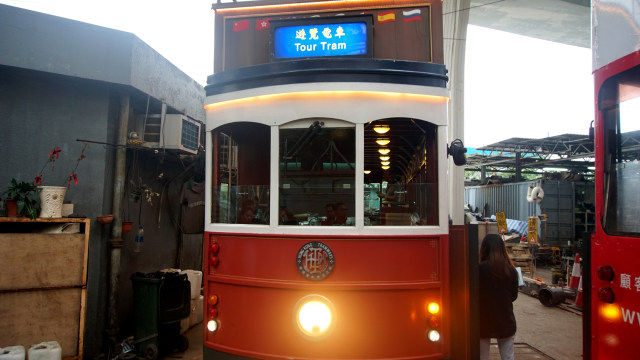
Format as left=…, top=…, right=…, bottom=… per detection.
left=49, top=147, right=61, bottom=160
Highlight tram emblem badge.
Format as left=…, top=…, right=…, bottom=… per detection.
left=296, top=241, right=335, bottom=280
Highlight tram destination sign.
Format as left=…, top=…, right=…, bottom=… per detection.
left=270, top=15, right=373, bottom=60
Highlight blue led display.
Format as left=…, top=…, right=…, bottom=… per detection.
left=273, top=21, right=369, bottom=59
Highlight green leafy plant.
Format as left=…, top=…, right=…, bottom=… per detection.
left=3, top=178, right=38, bottom=220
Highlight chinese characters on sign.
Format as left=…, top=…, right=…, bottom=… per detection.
left=619, top=273, right=640, bottom=292
left=273, top=21, right=369, bottom=59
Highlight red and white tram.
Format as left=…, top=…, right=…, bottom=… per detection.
left=202, top=1, right=464, bottom=358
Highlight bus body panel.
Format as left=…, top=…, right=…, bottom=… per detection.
left=592, top=2, right=640, bottom=358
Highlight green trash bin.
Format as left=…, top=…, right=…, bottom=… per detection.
left=131, top=271, right=191, bottom=360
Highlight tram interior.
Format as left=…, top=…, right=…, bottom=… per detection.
left=212, top=118, right=439, bottom=226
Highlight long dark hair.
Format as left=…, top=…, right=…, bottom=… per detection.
left=479, top=234, right=515, bottom=284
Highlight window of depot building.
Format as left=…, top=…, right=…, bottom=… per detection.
left=279, top=120, right=355, bottom=226
left=364, top=119, right=439, bottom=226
left=600, top=66, right=640, bottom=236
left=212, top=122, right=270, bottom=225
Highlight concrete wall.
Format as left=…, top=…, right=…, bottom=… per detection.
left=0, top=65, right=206, bottom=358
left=0, top=4, right=207, bottom=357
left=0, top=67, right=116, bottom=356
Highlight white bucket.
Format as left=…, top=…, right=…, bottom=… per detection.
left=180, top=269, right=202, bottom=299
left=189, top=295, right=204, bottom=327
left=0, top=346, right=25, bottom=360
left=28, top=342, right=61, bottom=360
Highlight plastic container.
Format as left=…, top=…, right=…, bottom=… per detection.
left=0, top=346, right=25, bottom=360
left=180, top=270, right=202, bottom=299
left=28, top=342, right=61, bottom=360
left=189, top=295, right=204, bottom=326
left=134, top=226, right=144, bottom=252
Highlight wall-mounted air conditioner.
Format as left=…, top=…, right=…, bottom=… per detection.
left=141, top=114, right=202, bottom=154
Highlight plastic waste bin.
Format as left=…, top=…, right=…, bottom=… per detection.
left=130, top=271, right=191, bottom=360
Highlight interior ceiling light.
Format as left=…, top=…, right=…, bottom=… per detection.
left=378, top=148, right=390, bottom=155
left=364, top=170, right=371, bottom=174
left=376, top=139, right=390, bottom=146
left=379, top=156, right=390, bottom=161
left=381, top=161, right=390, bottom=166
left=373, top=125, right=390, bottom=134
left=381, top=165, right=390, bottom=170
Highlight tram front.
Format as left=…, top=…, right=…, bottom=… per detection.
left=203, top=2, right=454, bottom=359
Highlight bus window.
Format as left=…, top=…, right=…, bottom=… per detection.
left=600, top=67, right=640, bottom=236
left=279, top=120, right=355, bottom=226
left=365, top=119, right=439, bottom=226
left=212, top=122, right=270, bottom=225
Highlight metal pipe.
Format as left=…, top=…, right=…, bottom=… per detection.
left=107, top=93, right=129, bottom=333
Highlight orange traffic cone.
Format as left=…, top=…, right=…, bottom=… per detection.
left=574, top=276, right=583, bottom=308
left=569, top=253, right=581, bottom=289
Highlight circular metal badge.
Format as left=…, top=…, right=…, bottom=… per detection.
left=296, top=241, right=335, bottom=280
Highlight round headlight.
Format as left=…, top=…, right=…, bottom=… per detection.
left=294, top=295, right=335, bottom=340
left=427, top=329, right=440, bottom=342
left=207, top=319, right=218, bottom=332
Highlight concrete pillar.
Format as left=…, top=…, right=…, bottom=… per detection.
left=443, top=0, right=471, bottom=225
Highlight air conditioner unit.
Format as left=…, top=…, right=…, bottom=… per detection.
left=142, top=114, right=202, bottom=154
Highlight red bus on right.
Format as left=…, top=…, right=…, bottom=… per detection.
left=589, top=1, right=640, bottom=358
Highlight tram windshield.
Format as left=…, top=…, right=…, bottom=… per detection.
left=600, top=66, right=640, bottom=236
left=211, top=118, right=439, bottom=227
left=280, top=120, right=356, bottom=226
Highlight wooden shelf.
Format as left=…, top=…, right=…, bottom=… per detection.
left=0, top=217, right=89, bottom=360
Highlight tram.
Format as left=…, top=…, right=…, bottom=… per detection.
left=203, top=1, right=464, bottom=358
left=588, top=1, right=640, bottom=358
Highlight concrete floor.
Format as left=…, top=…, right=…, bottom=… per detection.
left=164, top=266, right=583, bottom=360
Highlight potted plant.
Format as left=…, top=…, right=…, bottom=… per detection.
left=3, top=178, right=38, bottom=220
left=129, top=176, right=160, bottom=205
left=34, top=144, right=88, bottom=218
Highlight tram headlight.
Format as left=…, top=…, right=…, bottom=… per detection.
left=207, top=319, right=218, bottom=332
left=294, top=295, right=335, bottom=340
left=427, top=329, right=440, bottom=342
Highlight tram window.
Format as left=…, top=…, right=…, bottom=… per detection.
left=601, top=67, right=640, bottom=236
left=364, top=119, right=438, bottom=226
left=280, top=121, right=355, bottom=226
left=212, top=123, right=270, bottom=225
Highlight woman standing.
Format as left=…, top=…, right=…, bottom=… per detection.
left=478, top=234, right=519, bottom=360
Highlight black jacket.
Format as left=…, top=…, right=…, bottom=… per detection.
left=478, top=261, right=519, bottom=338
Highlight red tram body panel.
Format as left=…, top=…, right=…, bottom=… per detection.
left=204, top=234, right=449, bottom=359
